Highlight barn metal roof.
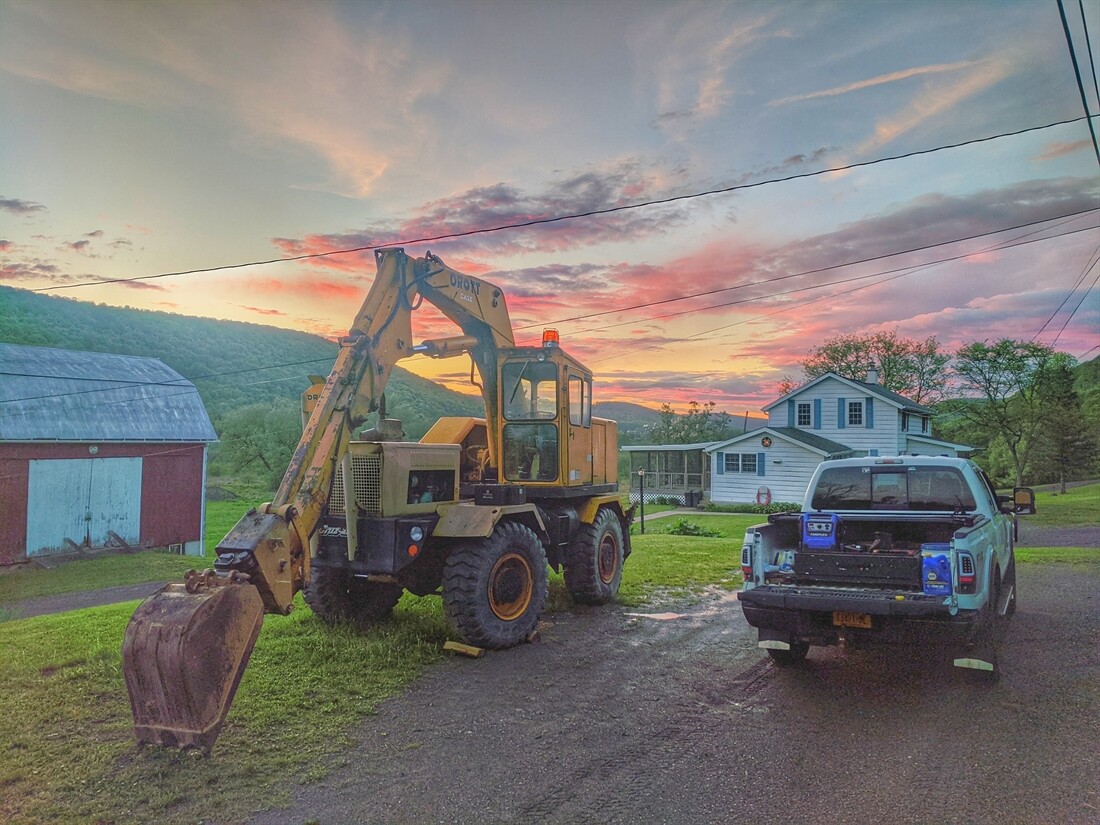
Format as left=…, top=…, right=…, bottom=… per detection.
left=0, top=344, right=217, bottom=443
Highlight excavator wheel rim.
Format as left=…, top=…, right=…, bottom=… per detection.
left=488, top=551, right=534, bottom=621
left=598, top=531, right=620, bottom=585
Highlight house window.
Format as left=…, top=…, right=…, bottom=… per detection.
left=922, top=416, right=928, bottom=433
left=723, top=453, right=758, bottom=473
left=848, top=400, right=864, bottom=427
left=797, top=402, right=811, bottom=427
left=901, top=412, right=909, bottom=431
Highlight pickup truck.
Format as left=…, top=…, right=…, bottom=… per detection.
left=739, top=456, right=1017, bottom=674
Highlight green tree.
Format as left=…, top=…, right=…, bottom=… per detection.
left=1028, top=360, right=1098, bottom=492
left=649, top=400, right=734, bottom=444
left=949, top=339, right=1072, bottom=487
left=211, top=400, right=303, bottom=490
left=798, top=329, right=950, bottom=404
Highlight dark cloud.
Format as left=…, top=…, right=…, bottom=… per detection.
left=273, top=162, right=694, bottom=265
left=84, top=229, right=104, bottom=238
left=240, top=304, right=287, bottom=316
left=63, top=239, right=96, bottom=256
left=0, top=240, right=12, bottom=251
left=116, top=280, right=167, bottom=291
left=0, top=258, right=68, bottom=282
left=0, top=197, right=47, bottom=215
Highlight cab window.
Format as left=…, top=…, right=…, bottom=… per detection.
left=569, top=375, right=591, bottom=426
left=503, top=360, right=558, bottom=420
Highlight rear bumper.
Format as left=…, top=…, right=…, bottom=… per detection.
left=740, top=585, right=982, bottom=645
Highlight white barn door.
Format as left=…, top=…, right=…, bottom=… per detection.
left=26, top=457, right=143, bottom=555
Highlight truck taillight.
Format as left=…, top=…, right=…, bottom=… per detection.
left=741, top=544, right=753, bottom=580
left=957, top=552, right=976, bottom=594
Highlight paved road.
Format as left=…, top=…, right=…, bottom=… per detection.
left=251, top=561, right=1100, bottom=825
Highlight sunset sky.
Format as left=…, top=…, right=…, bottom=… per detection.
left=2, top=0, right=1098, bottom=414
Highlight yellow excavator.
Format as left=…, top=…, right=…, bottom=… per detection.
left=122, top=247, right=631, bottom=750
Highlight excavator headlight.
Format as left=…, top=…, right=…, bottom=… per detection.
left=409, top=526, right=425, bottom=542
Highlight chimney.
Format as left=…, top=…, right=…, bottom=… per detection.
left=866, top=363, right=879, bottom=384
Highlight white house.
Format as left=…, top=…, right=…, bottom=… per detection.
left=705, top=370, right=971, bottom=505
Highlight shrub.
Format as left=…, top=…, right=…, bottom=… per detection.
left=666, top=518, right=723, bottom=537
left=702, top=501, right=801, bottom=515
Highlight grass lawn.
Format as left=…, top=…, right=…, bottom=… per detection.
left=0, top=512, right=744, bottom=824
left=0, top=500, right=262, bottom=607
left=1019, top=483, right=1100, bottom=527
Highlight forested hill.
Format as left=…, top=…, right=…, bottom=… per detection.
left=0, top=286, right=482, bottom=435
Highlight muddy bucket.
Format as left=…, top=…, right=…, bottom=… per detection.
left=122, top=573, right=264, bottom=751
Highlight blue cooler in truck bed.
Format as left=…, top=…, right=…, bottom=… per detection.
left=801, top=513, right=841, bottom=551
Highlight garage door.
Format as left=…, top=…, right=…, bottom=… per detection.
left=26, top=457, right=143, bottom=555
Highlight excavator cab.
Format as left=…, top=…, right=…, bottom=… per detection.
left=498, top=330, right=609, bottom=489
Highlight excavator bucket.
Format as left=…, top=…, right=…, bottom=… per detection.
left=122, top=572, right=264, bottom=751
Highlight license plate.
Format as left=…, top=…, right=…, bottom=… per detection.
left=833, top=611, right=872, bottom=629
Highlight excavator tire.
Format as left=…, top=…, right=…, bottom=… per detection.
left=303, top=567, right=403, bottom=629
left=564, top=506, right=624, bottom=605
left=122, top=579, right=264, bottom=751
left=443, top=521, right=548, bottom=649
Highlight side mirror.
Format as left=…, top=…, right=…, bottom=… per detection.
left=1012, top=486, right=1036, bottom=515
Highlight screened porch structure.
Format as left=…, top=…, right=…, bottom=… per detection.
left=621, top=442, right=715, bottom=505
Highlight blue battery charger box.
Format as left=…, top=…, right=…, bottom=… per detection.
left=801, top=513, right=841, bottom=551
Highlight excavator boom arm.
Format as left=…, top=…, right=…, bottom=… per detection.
left=123, top=247, right=516, bottom=750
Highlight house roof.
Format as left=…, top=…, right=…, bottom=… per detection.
left=761, top=372, right=933, bottom=414
left=0, top=343, right=217, bottom=443
left=705, top=426, right=854, bottom=458
left=620, top=441, right=718, bottom=452
left=905, top=434, right=973, bottom=453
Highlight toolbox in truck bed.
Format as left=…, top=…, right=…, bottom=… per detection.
left=793, top=551, right=921, bottom=589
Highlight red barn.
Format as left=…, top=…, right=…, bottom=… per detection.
left=0, top=343, right=218, bottom=565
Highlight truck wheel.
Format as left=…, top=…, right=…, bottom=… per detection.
left=766, top=642, right=810, bottom=666
left=564, top=506, right=624, bottom=605
left=304, top=567, right=402, bottom=628
left=443, top=521, right=548, bottom=649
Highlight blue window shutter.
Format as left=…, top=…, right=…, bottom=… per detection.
left=837, top=397, right=846, bottom=429
left=716, top=452, right=725, bottom=475
left=787, top=400, right=795, bottom=426
left=813, top=399, right=822, bottom=430
left=757, top=453, right=766, bottom=476
left=866, top=397, right=874, bottom=429
left=869, top=449, right=879, bottom=456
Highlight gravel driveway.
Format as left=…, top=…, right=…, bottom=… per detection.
left=250, top=561, right=1100, bottom=825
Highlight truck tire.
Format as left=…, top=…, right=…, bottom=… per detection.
left=443, top=521, right=548, bottom=649
left=564, top=506, right=624, bottom=605
left=304, top=567, right=402, bottom=628
left=766, top=642, right=810, bottom=666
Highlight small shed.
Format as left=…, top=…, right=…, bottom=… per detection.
left=621, top=442, right=716, bottom=505
left=0, top=344, right=218, bottom=564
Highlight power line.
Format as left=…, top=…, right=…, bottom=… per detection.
left=547, top=221, right=1099, bottom=342
left=0, top=357, right=333, bottom=405
left=585, top=220, right=1100, bottom=365
left=1031, top=245, right=1100, bottom=341
left=517, top=207, right=1099, bottom=333
left=1058, top=0, right=1100, bottom=166
left=1050, top=268, right=1100, bottom=348
left=1080, top=0, right=1100, bottom=110
left=30, top=115, right=1096, bottom=294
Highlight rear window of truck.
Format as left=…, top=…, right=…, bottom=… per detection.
left=810, top=466, right=977, bottom=511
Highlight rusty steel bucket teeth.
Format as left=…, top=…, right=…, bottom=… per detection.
left=122, top=571, right=264, bottom=751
